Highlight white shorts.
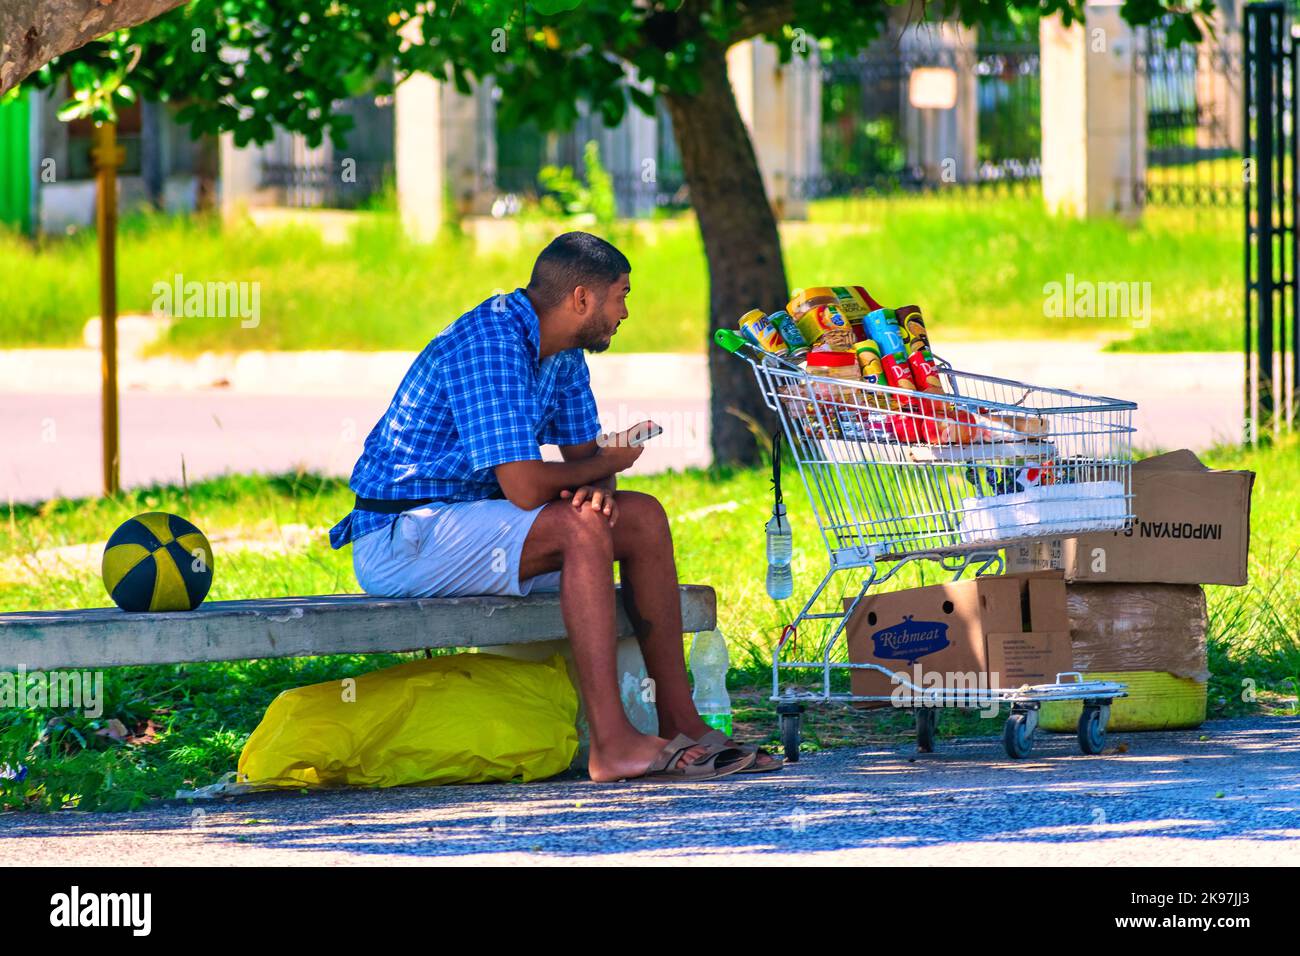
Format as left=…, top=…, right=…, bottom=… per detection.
left=351, top=499, right=562, bottom=599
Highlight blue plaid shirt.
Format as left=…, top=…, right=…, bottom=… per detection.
left=328, top=288, right=602, bottom=549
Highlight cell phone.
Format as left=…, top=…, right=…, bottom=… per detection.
left=627, top=423, right=664, bottom=447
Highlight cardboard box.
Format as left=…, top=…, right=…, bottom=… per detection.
left=1004, top=449, right=1254, bottom=586
left=1064, top=583, right=1209, bottom=681
left=844, top=572, right=1074, bottom=704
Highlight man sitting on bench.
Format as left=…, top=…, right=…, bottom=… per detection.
left=328, top=231, right=779, bottom=781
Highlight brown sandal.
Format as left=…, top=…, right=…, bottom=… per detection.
left=696, top=729, right=784, bottom=773
left=620, top=733, right=755, bottom=783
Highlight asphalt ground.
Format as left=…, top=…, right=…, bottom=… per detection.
left=1, top=717, right=1294, bottom=866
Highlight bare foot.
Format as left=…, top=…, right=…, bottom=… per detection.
left=587, top=733, right=711, bottom=782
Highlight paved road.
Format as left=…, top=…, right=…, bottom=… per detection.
left=2, top=718, right=1294, bottom=866
left=1, top=345, right=1243, bottom=506
left=1, top=391, right=710, bottom=506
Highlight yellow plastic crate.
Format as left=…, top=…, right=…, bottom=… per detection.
left=1040, top=670, right=1207, bottom=732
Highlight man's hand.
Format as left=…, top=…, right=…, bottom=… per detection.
left=593, top=441, right=643, bottom=475
left=590, top=418, right=656, bottom=475
left=560, top=485, right=619, bottom=526
left=497, top=422, right=654, bottom=512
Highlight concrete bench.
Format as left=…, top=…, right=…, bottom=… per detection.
left=1, top=586, right=718, bottom=769
left=0, top=585, right=717, bottom=672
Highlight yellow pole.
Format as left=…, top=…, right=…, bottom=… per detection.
left=93, top=121, right=124, bottom=497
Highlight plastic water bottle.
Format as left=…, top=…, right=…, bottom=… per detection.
left=765, top=502, right=794, bottom=600
left=690, top=629, right=733, bottom=737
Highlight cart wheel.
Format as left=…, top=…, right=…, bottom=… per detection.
left=780, top=712, right=802, bottom=763
left=1003, top=712, right=1035, bottom=759
left=915, top=708, right=937, bottom=753
left=1077, top=705, right=1107, bottom=755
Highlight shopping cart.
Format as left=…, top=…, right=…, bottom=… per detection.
left=715, top=328, right=1138, bottom=761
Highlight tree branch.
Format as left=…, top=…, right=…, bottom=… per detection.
left=1, top=0, right=187, bottom=96
left=727, top=0, right=797, bottom=45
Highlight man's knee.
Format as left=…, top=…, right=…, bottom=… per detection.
left=615, top=491, right=671, bottom=543
left=553, top=499, right=615, bottom=557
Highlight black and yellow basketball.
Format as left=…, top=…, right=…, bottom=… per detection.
left=101, top=512, right=214, bottom=612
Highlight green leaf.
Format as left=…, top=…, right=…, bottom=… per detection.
left=598, top=91, right=626, bottom=127
left=628, top=85, right=656, bottom=117
left=56, top=98, right=89, bottom=122
left=1164, top=15, right=1204, bottom=48
left=69, top=61, right=94, bottom=88
left=342, top=65, right=372, bottom=97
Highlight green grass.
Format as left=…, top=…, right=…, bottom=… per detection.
left=2, top=438, right=1298, bottom=810
left=0, top=213, right=710, bottom=356
left=805, top=197, right=1243, bottom=352
left=1186, top=438, right=1300, bottom=718
left=0, top=195, right=1242, bottom=354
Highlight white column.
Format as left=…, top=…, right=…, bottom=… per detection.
left=727, top=38, right=820, bottom=220
left=395, top=70, right=445, bottom=242
left=218, top=131, right=259, bottom=222
left=441, top=78, right=496, bottom=219
left=1040, top=0, right=1146, bottom=218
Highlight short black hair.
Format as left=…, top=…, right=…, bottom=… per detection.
left=526, top=232, right=631, bottom=312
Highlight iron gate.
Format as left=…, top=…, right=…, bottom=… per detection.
left=1135, top=12, right=1245, bottom=208
left=1245, top=1, right=1298, bottom=443
left=812, top=32, right=1041, bottom=198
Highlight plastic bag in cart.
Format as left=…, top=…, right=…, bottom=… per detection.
left=958, top=481, right=1127, bottom=543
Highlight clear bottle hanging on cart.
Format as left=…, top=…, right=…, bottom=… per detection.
left=765, top=432, right=793, bottom=600
left=765, top=505, right=793, bottom=600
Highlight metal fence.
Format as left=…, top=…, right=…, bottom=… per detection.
left=259, top=158, right=393, bottom=209
left=257, top=92, right=395, bottom=209
left=495, top=100, right=689, bottom=215
left=250, top=17, right=1263, bottom=215
left=809, top=34, right=1041, bottom=199
left=499, top=33, right=1044, bottom=210
left=1134, top=15, right=1246, bottom=208
left=974, top=39, right=1043, bottom=187
left=1244, top=1, right=1298, bottom=442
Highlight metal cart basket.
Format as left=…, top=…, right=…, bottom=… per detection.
left=715, top=329, right=1138, bottom=761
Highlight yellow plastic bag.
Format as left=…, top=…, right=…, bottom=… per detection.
left=238, top=653, right=579, bottom=789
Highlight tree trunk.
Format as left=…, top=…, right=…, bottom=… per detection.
left=0, top=0, right=187, bottom=96
left=664, top=39, right=787, bottom=467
